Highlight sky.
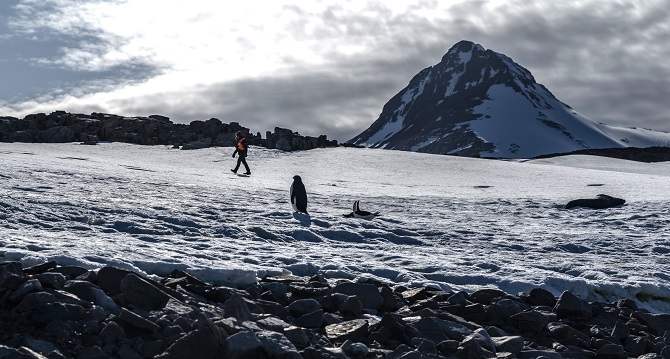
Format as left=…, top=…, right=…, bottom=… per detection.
left=1, top=0, right=669, bottom=142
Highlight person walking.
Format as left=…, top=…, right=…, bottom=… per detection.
left=231, top=131, right=251, bottom=175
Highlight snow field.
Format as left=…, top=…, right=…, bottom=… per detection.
left=1, top=142, right=670, bottom=312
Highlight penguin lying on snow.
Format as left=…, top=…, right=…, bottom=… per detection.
left=344, top=200, right=379, bottom=220
left=290, top=175, right=308, bottom=214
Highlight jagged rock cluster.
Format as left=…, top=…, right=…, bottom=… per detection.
left=2, top=261, right=670, bottom=359
left=265, top=127, right=336, bottom=152
left=0, top=111, right=338, bottom=151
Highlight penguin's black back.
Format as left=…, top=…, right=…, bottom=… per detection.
left=291, top=176, right=308, bottom=213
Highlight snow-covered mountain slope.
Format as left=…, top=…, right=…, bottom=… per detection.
left=349, top=40, right=670, bottom=158
left=2, top=143, right=670, bottom=312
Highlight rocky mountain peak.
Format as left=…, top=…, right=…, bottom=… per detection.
left=349, top=40, right=670, bottom=158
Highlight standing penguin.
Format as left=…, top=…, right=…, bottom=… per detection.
left=290, top=175, right=308, bottom=214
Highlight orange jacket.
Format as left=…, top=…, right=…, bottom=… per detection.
left=236, top=137, right=247, bottom=151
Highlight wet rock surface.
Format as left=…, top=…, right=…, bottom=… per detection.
left=1, top=261, right=670, bottom=358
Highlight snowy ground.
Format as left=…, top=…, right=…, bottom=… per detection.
left=1, top=142, right=670, bottom=312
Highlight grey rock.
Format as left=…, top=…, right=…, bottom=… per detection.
left=596, top=343, right=626, bottom=359
left=0, top=262, right=23, bottom=281
left=611, top=321, right=629, bottom=340
left=469, top=288, right=506, bottom=305
left=491, top=336, right=524, bottom=355
left=275, top=137, right=293, bottom=151
left=15, top=292, right=55, bottom=312
left=341, top=340, right=369, bottom=357
left=156, top=326, right=224, bottom=359
left=510, top=310, right=549, bottom=333
left=325, top=319, right=370, bottom=342
left=331, top=282, right=384, bottom=311
left=99, top=321, right=125, bottom=344
left=22, top=337, right=57, bottom=357
left=256, top=316, right=291, bottom=332
left=625, top=336, right=648, bottom=357
left=32, top=302, right=70, bottom=324
left=547, top=322, right=590, bottom=344
left=120, top=273, right=171, bottom=310
left=518, top=350, right=563, bottom=358
left=256, top=330, right=301, bottom=359
left=288, top=298, right=322, bottom=318
left=35, top=272, right=66, bottom=289
left=41, top=126, right=76, bottom=143
left=283, top=326, right=310, bottom=348
left=96, top=266, right=133, bottom=296
left=337, top=295, right=363, bottom=317
left=117, top=344, right=143, bottom=359
left=220, top=330, right=264, bottom=358
left=294, top=309, right=324, bottom=329
left=554, top=291, right=593, bottom=320
left=526, top=287, right=557, bottom=307
left=564, top=194, right=625, bottom=209
left=76, top=345, right=108, bottom=359
left=118, top=308, right=161, bottom=332
left=633, top=311, right=670, bottom=336
left=9, top=279, right=42, bottom=302
left=224, top=293, right=254, bottom=322
left=457, top=331, right=497, bottom=358
left=62, top=280, right=101, bottom=303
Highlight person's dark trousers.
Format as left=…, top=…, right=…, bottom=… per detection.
left=233, top=154, right=250, bottom=174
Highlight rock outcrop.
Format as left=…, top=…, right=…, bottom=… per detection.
left=535, top=146, right=670, bottom=163
left=565, top=194, right=626, bottom=209
left=2, top=260, right=670, bottom=358
left=0, top=111, right=338, bottom=151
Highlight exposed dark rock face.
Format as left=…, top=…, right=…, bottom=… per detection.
left=2, top=260, right=670, bottom=358
left=564, top=194, right=626, bottom=209
left=0, top=111, right=338, bottom=151
left=535, top=146, right=670, bottom=163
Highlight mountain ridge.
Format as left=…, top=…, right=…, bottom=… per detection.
left=349, top=40, right=670, bottom=158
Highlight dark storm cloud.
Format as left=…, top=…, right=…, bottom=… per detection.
left=442, top=0, right=670, bottom=131
left=103, top=65, right=401, bottom=142
left=0, top=0, right=162, bottom=109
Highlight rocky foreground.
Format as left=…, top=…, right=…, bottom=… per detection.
left=1, top=261, right=670, bottom=359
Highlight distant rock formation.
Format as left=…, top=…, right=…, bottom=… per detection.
left=264, top=127, right=337, bottom=152
left=0, top=111, right=338, bottom=151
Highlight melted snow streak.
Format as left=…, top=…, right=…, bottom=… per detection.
left=1, top=143, right=670, bottom=313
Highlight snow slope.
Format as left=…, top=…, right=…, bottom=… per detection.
left=1, top=143, right=670, bottom=313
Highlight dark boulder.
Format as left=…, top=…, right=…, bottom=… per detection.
left=564, top=194, right=625, bottom=209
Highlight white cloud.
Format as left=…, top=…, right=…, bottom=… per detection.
left=2, top=0, right=670, bottom=141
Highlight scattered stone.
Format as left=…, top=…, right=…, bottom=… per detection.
left=554, top=290, right=593, bottom=320
left=1, top=260, right=670, bottom=358
left=331, top=282, right=384, bottom=310
left=325, top=319, right=370, bottom=343
left=526, top=287, right=557, bottom=307
left=120, top=273, right=172, bottom=310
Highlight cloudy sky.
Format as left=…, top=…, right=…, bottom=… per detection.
left=1, top=0, right=669, bottom=142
